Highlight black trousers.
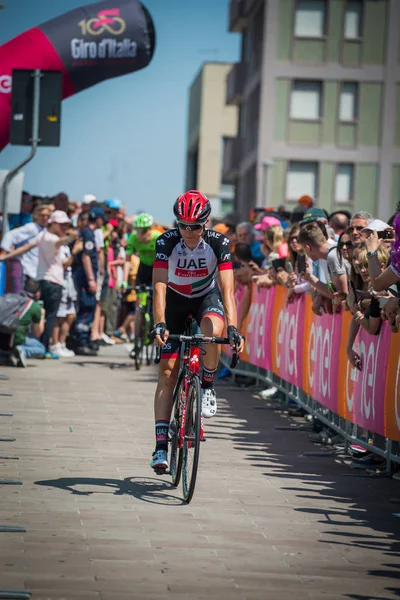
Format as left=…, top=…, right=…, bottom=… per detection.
left=40, top=280, right=63, bottom=350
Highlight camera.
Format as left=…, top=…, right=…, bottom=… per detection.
left=297, top=254, right=307, bottom=274
left=377, top=230, right=393, bottom=240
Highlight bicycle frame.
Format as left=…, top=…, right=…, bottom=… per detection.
left=175, top=336, right=203, bottom=449
left=165, top=327, right=239, bottom=449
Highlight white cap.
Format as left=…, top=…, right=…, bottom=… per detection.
left=362, top=218, right=390, bottom=232
left=82, top=194, right=96, bottom=204
left=48, top=210, right=71, bottom=225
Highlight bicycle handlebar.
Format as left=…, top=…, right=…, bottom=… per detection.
left=153, top=334, right=239, bottom=370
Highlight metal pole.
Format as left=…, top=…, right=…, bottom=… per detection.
left=1, top=69, right=41, bottom=237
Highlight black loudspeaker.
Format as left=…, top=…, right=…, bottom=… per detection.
left=9, top=69, right=62, bottom=147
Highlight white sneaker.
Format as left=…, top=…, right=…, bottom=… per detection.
left=51, top=343, right=73, bottom=358
left=101, top=333, right=115, bottom=345
left=201, top=388, right=217, bottom=418
left=49, top=343, right=62, bottom=356
left=259, top=386, right=278, bottom=399
left=61, top=343, right=75, bottom=357
left=14, top=346, right=27, bottom=368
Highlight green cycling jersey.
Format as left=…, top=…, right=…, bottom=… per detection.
left=126, top=230, right=160, bottom=267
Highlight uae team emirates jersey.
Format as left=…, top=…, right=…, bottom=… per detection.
left=154, top=229, right=233, bottom=298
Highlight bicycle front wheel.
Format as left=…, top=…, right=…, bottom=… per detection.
left=169, top=377, right=183, bottom=487
left=182, top=375, right=201, bottom=503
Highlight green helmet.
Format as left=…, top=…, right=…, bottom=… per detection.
left=134, top=213, right=154, bottom=229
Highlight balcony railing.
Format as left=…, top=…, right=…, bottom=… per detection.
left=229, top=0, right=259, bottom=31
left=226, top=62, right=247, bottom=105
left=244, top=0, right=258, bottom=15
left=229, top=0, right=246, bottom=32
left=223, top=137, right=243, bottom=181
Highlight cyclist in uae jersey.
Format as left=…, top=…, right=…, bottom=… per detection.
left=124, top=213, right=160, bottom=287
left=150, top=190, right=245, bottom=472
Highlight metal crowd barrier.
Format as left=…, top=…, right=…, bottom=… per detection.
left=220, top=353, right=400, bottom=475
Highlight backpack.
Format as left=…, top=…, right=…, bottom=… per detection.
left=0, top=293, right=33, bottom=334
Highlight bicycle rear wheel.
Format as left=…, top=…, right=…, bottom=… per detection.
left=182, top=375, right=201, bottom=503
left=169, top=378, right=183, bottom=487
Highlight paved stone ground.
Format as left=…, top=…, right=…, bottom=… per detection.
left=0, top=345, right=399, bottom=600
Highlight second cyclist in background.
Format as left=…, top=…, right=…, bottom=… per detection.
left=123, top=213, right=160, bottom=358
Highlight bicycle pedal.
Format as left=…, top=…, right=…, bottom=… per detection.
left=200, top=437, right=207, bottom=442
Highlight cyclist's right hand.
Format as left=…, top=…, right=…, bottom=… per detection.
left=152, top=322, right=169, bottom=346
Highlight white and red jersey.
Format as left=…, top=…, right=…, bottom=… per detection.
left=154, top=228, right=233, bottom=298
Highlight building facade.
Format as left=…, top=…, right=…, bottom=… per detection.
left=224, top=0, right=400, bottom=220
left=185, top=62, right=238, bottom=219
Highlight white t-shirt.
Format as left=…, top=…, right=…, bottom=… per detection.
left=94, top=228, right=104, bottom=250
left=1, top=221, right=44, bottom=279
left=36, top=231, right=64, bottom=286
left=318, top=239, right=336, bottom=284
left=117, top=247, right=126, bottom=288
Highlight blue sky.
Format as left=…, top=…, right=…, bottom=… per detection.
left=0, top=0, right=239, bottom=222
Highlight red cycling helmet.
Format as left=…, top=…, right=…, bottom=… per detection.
left=173, top=190, right=211, bottom=224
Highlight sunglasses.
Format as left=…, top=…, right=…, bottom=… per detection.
left=177, top=222, right=203, bottom=231
left=349, top=226, right=363, bottom=232
left=338, top=241, right=354, bottom=249
left=289, top=236, right=298, bottom=243
left=137, top=228, right=150, bottom=233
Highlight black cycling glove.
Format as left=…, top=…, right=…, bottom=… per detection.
left=151, top=322, right=168, bottom=342
left=227, top=325, right=243, bottom=349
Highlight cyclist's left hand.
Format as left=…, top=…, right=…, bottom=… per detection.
left=152, top=322, right=169, bottom=347
left=227, top=325, right=245, bottom=354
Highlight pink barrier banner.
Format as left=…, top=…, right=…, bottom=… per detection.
left=244, top=285, right=275, bottom=372
left=342, top=323, right=391, bottom=437
left=270, top=287, right=304, bottom=389
left=227, top=283, right=400, bottom=441
left=302, top=301, right=342, bottom=413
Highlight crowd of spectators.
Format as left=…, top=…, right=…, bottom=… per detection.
left=0, top=190, right=166, bottom=366
left=212, top=196, right=400, bottom=348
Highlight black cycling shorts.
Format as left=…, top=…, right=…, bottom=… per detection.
left=161, top=287, right=225, bottom=359
left=136, top=262, right=153, bottom=286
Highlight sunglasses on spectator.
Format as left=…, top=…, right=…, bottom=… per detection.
left=289, top=236, right=298, bottom=243
left=177, top=222, right=204, bottom=231
left=338, top=241, right=354, bottom=249
left=349, top=226, right=363, bottom=232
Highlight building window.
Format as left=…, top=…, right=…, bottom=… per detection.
left=286, top=161, right=318, bottom=202
left=344, top=1, right=363, bottom=40
left=339, top=82, right=358, bottom=122
left=335, top=164, right=354, bottom=203
left=290, top=81, right=322, bottom=121
left=294, top=0, right=326, bottom=38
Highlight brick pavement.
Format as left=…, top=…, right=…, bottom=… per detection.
left=0, top=345, right=399, bottom=600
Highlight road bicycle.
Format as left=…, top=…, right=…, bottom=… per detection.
left=123, top=285, right=154, bottom=370
left=155, top=319, right=239, bottom=503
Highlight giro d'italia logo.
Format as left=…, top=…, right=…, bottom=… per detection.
left=78, top=9, right=126, bottom=36
left=0, top=75, right=11, bottom=94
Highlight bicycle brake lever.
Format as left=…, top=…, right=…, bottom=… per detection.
left=154, top=345, right=161, bottom=365
left=230, top=351, right=239, bottom=370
